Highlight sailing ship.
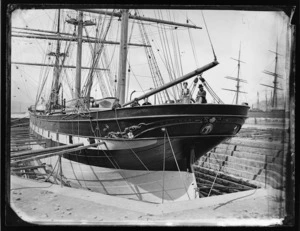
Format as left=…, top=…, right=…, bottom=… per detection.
left=249, top=41, right=286, bottom=118
left=12, top=9, right=249, bottom=203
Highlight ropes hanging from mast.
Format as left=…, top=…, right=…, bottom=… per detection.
left=188, top=28, right=199, bottom=68
left=199, top=75, right=224, bottom=104
left=138, top=10, right=171, bottom=103
left=201, top=11, right=217, bottom=61
left=81, top=10, right=114, bottom=100
left=154, top=10, right=181, bottom=101
left=125, top=13, right=137, bottom=101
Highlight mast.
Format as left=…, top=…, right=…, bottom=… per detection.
left=236, top=43, right=242, bottom=104
left=75, top=11, right=83, bottom=99
left=273, top=40, right=279, bottom=108
left=116, top=9, right=129, bottom=104
left=223, top=42, right=247, bottom=104
left=54, top=9, right=61, bottom=95
left=257, top=92, right=259, bottom=109
left=48, top=9, right=65, bottom=109
left=260, top=39, right=282, bottom=109
left=265, top=90, right=268, bottom=111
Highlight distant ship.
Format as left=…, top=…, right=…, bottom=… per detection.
left=250, top=40, right=287, bottom=119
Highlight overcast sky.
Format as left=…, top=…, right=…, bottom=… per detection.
left=11, top=7, right=291, bottom=107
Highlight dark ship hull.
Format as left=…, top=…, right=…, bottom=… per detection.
left=30, top=104, right=249, bottom=172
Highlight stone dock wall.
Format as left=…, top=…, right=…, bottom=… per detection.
left=193, top=135, right=287, bottom=191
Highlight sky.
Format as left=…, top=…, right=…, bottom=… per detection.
left=10, top=7, right=291, bottom=109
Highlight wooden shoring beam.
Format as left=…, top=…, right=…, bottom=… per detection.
left=10, top=131, right=30, bottom=135
left=10, top=136, right=36, bottom=140
left=10, top=133, right=32, bottom=136
left=11, top=165, right=46, bottom=171
left=11, top=148, right=32, bottom=152
left=11, top=141, right=47, bottom=147
left=10, top=127, right=29, bottom=130
left=11, top=138, right=47, bottom=143
left=11, top=143, right=84, bottom=158
left=11, top=123, right=30, bottom=127
left=11, top=142, right=104, bottom=164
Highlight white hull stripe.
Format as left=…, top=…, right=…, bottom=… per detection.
left=30, top=122, right=157, bottom=151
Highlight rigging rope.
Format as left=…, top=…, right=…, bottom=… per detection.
left=125, top=15, right=137, bottom=101
left=112, top=109, right=174, bottom=199
left=162, top=130, right=166, bottom=203
left=113, top=110, right=150, bottom=171
left=188, top=28, right=199, bottom=67
left=201, top=11, right=217, bottom=61
left=82, top=10, right=114, bottom=99
left=199, top=76, right=224, bottom=104
left=207, top=139, right=232, bottom=197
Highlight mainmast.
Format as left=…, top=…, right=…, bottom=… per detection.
left=260, top=39, right=283, bottom=109
left=223, top=42, right=247, bottom=104
left=75, top=11, right=83, bottom=99
left=116, top=9, right=129, bottom=104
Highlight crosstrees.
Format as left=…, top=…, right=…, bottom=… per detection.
left=260, top=40, right=283, bottom=109
left=223, top=42, right=247, bottom=104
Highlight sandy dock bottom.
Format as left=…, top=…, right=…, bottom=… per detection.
left=9, top=175, right=285, bottom=226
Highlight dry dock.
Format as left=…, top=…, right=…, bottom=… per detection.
left=8, top=117, right=290, bottom=226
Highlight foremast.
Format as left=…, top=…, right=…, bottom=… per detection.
left=74, top=11, right=84, bottom=99
left=48, top=9, right=66, bottom=111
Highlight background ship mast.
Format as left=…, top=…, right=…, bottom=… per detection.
left=222, top=42, right=247, bottom=104
left=260, top=39, right=283, bottom=109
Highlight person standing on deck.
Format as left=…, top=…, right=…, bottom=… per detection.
left=142, top=98, right=152, bottom=105
left=112, top=98, right=121, bottom=109
left=195, top=84, right=207, bottom=104
left=181, top=82, right=191, bottom=104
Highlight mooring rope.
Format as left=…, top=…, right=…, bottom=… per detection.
left=43, top=157, right=59, bottom=183
left=165, top=128, right=191, bottom=200
left=162, top=129, right=166, bottom=203
left=207, top=138, right=233, bottom=197
left=87, top=111, right=121, bottom=170
left=113, top=109, right=174, bottom=201
left=113, top=109, right=150, bottom=171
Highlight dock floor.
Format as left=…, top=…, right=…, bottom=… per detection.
left=9, top=175, right=284, bottom=226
